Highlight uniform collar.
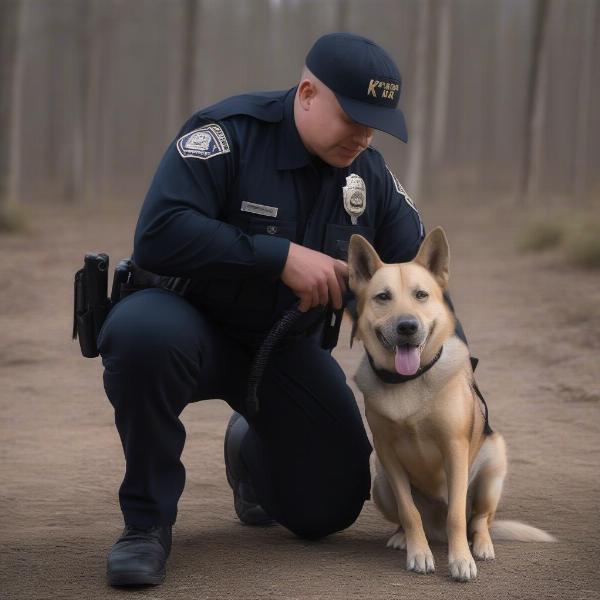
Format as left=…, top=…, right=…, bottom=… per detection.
left=277, top=87, right=313, bottom=171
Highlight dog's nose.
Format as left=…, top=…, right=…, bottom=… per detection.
left=396, top=316, right=419, bottom=336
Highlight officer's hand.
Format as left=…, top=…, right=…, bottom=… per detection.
left=281, top=243, right=348, bottom=312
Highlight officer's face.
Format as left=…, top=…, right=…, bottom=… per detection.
left=296, top=79, right=374, bottom=168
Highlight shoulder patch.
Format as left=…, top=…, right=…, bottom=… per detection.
left=386, top=165, right=418, bottom=213
left=176, top=124, right=230, bottom=160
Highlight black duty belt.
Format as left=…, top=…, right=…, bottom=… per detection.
left=120, top=260, right=192, bottom=298
left=74, top=255, right=344, bottom=416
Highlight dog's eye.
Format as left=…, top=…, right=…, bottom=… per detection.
left=374, top=291, right=391, bottom=302
left=415, top=290, right=429, bottom=300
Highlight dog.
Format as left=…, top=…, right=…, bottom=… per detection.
left=347, top=227, right=555, bottom=582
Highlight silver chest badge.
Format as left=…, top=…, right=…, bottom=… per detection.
left=342, top=173, right=366, bottom=225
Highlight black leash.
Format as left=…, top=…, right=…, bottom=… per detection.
left=245, top=305, right=493, bottom=435
left=245, top=306, right=306, bottom=418
left=245, top=301, right=344, bottom=418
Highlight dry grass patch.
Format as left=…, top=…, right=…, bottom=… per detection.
left=563, top=219, right=600, bottom=269
left=517, top=218, right=564, bottom=252
left=0, top=204, right=28, bottom=233
left=517, top=211, right=600, bottom=269
left=561, top=301, right=600, bottom=326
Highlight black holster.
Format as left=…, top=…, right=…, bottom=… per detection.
left=73, top=254, right=193, bottom=358
left=73, top=253, right=111, bottom=358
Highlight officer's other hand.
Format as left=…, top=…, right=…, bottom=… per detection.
left=281, top=243, right=348, bottom=312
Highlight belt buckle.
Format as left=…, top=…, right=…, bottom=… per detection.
left=164, top=276, right=191, bottom=296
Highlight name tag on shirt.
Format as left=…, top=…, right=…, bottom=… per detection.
left=241, top=201, right=278, bottom=218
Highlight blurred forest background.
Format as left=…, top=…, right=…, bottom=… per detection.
left=0, top=0, right=598, bottom=217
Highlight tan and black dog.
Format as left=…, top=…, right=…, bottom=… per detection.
left=348, top=227, right=555, bottom=582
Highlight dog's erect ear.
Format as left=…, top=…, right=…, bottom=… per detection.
left=348, top=234, right=383, bottom=293
left=414, top=226, right=450, bottom=288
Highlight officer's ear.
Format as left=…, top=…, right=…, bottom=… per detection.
left=297, top=79, right=317, bottom=110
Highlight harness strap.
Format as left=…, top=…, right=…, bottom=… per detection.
left=472, top=380, right=493, bottom=435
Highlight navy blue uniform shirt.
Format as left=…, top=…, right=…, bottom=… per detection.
left=134, top=87, right=424, bottom=336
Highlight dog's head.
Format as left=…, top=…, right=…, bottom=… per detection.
left=348, top=227, right=455, bottom=376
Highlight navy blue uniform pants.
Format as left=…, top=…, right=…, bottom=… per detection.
left=98, top=288, right=372, bottom=540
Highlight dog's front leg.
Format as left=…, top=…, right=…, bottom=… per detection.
left=374, top=443, right=435, bottom=574
left=444, top=440, right=477, bottom=582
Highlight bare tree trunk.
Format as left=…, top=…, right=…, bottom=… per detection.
left=84, top=1, right=106, bottom=205
left=431, top=0, right=451, bottom=167
left=405, top=0, right=431, bottom=201
left=180, top=0, right=198, bottom=119
left=0, top=0, right=23, bottom=218
left=0, top=0, right=19, bottom=210
left=336, top=0, right=350, bottom=32
left=573, top=0, right=596, bottom=205
left=6, top=0, right=27, bottom=213
left=520, top=0, right=550, bottom=204
left=67, top=1, right=90, bottom=204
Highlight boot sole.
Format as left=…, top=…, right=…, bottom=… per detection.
left=224, top=412, right=243, bottom=488
left=108, top=568, right=166, bottom=587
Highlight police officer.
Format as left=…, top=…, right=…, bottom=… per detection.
left=100, top=32, right=424, bottom=586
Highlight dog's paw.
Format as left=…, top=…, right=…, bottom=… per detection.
left=406, top=549, right=435, bottom=574
left=448, top=555, right=477, bottom=582
left=386, top=530, right=406, bottom=550
left=472, top=537, right=495, bottom=561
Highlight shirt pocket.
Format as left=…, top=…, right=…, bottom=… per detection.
left=323, top=223, right=376, bottom=261
left=244, top=216, right=297, bottom=243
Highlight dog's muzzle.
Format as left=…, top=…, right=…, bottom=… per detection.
left=377, top=314, right=426, bottom=351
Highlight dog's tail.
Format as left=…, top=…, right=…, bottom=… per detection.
left=490, top=520, right=556, bottom=542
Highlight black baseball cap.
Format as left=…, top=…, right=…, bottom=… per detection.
left=305, top=32, right=408, bottom=143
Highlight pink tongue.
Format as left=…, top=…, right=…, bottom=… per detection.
left=395, top=345, right=421, bottom=376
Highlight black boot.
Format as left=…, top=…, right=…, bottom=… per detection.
left=107, top=524, right=172, bottom=586
left=224, top=412, right=274, bottom=526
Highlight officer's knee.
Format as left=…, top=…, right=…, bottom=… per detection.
left=289, top=501, right=367, bottom=541
left=279, top=443, right=372, bottom=541
left=100, top=319, right=170, bottom=371
left=284, top=480, right=370, bottom=541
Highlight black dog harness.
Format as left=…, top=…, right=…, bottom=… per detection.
left=366, top=347, right=493, bottom=435
left=365, top=347, right=443, bottom=384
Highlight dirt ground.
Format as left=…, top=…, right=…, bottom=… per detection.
left=1, top=195, right=599, bottom=600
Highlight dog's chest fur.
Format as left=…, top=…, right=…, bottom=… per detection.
left=355, top=337, right=472, bottom=498
left=355, top=336, right=469, bottom=423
